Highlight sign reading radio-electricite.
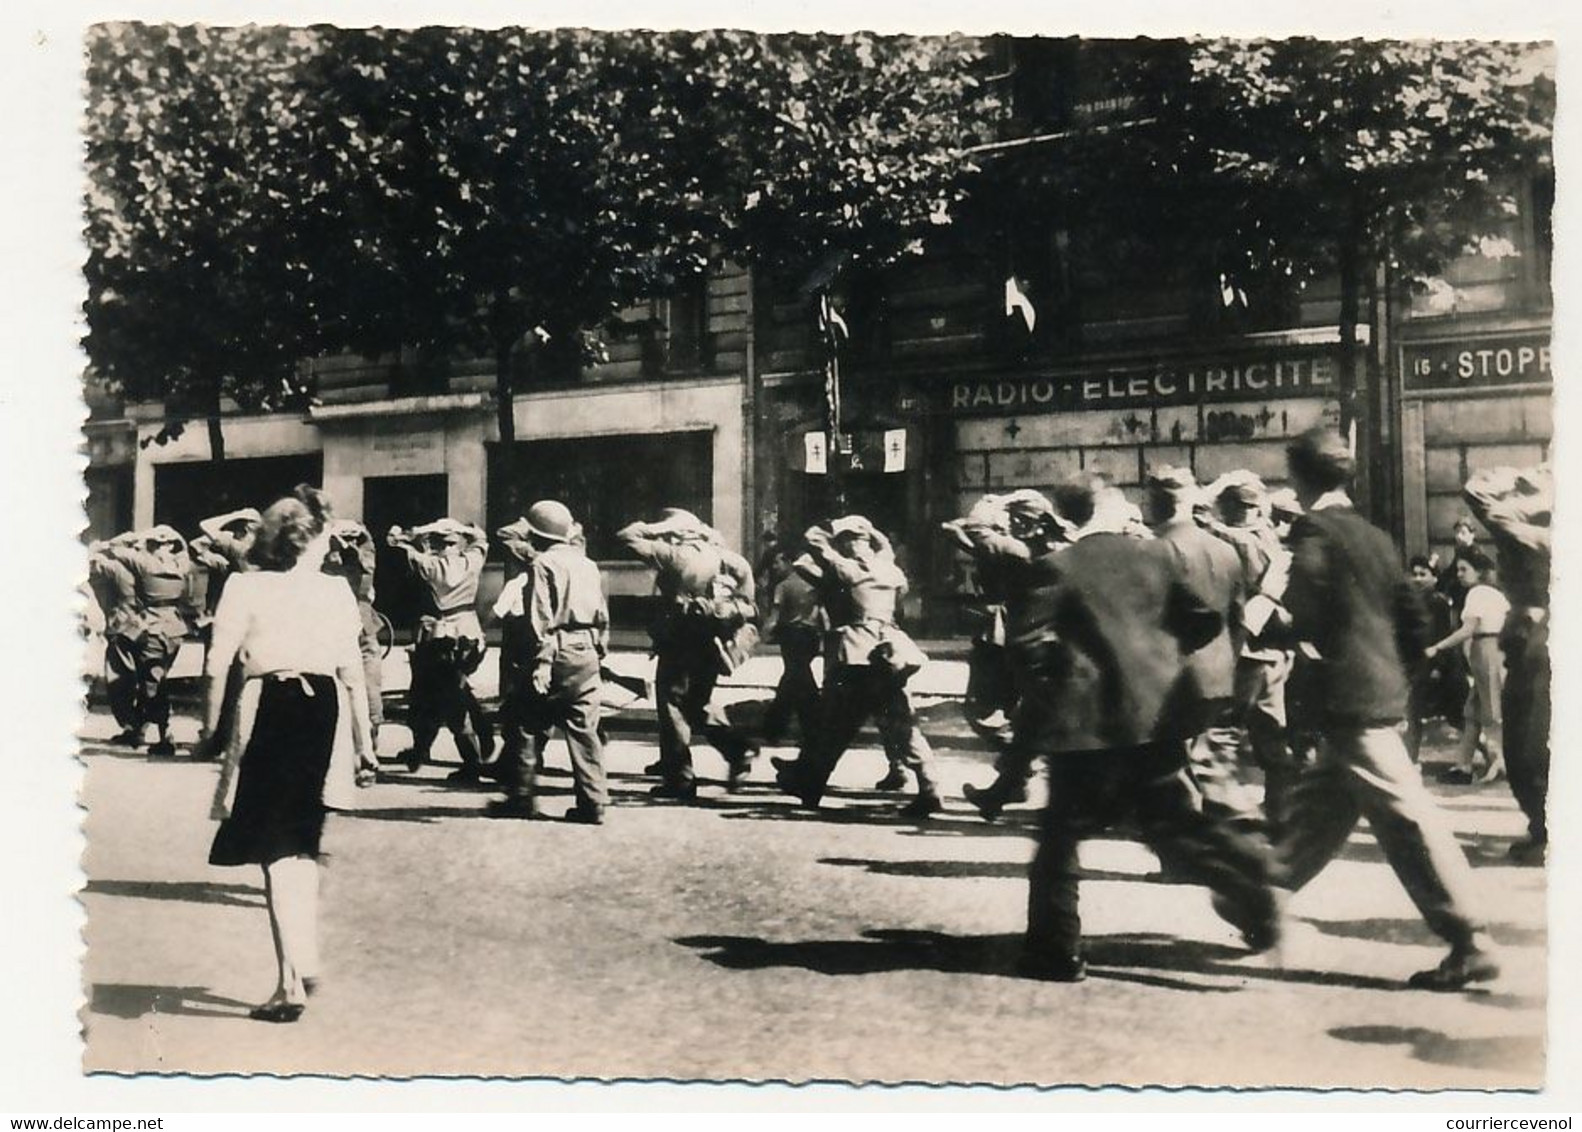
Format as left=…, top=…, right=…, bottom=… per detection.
left=947, top=350, right=1338, bottom=415
left=1401, top=333, right=1551, bottom=393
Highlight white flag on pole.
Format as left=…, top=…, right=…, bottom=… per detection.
left=805, top=431, right=828, bottom=474
left=1004, top=276, right=1037, bottom=333
left=883, top=428, right=906, bottom=473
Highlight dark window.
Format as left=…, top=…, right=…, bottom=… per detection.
left=153, top=453, right=324, bottom=540
left=488, top=430, right=714, bottom=560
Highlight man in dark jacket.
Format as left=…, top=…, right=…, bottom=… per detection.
left=1275, top=428, right=1499, bottom=990
left=1147, top=465, right=1257, bottom=830
left=1016, top=481, right=1280, bottom=983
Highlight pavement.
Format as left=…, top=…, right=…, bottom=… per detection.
left=75, top=646, right=1547, bottom=1088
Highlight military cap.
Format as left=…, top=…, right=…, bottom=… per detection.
left=1267, top=488, right=1303, bottom=517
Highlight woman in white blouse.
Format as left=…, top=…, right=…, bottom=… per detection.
left=200, top=488, right=372, bottom=1023
left=1425, top=549, right=1509, bottom=785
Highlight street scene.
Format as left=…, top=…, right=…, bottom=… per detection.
left=80, top=645, right=1544, bottom=1087
left=76, top=26, right=1553, bottom=1092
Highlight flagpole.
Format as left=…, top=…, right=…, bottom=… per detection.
left=819, top=288, right=847, bottom=514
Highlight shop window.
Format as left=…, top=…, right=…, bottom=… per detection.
left=152, top=453, right=324, bottom=539
left=487, top=430, right=714, bottom=560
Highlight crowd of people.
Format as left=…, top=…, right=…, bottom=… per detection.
left=82, top=426, right=1551, bottom=1019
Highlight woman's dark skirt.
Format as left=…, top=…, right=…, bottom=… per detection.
left=209, top=673, right=338, bottom=866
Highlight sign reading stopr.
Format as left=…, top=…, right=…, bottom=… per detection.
left=947, top=349, right=1338, bottom=415
left=1402, top=333, right=1551, bottom=393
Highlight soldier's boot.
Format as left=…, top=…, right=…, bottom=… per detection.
left=873, top=762, right=909, bottom=792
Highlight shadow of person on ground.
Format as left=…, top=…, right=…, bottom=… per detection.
left=1329, top=1024, right=1543, bottom=1074
left=87, top=983, right=256, bottom=1021
left=677, top=926, right=1517, bottom=997
left=82, top=879, right=265, bottom=910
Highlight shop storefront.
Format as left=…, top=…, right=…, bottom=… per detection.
left=1396, top=321, right=1552, bottom=564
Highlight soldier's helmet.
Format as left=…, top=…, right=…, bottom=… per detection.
left=525, top=500, right=575, bottom=544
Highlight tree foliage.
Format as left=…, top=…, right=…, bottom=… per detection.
left=84, top=25, right=1000, bottom=468
left=84, top=24, right=334, bottom=457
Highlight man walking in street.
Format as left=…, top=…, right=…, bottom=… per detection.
left=1202, top=472, right=1301, bottom=834
left=1015, top=480, right=1281, bottom=982
left=87, top=531, right=145, bottom=747
left=618, top=509, right=757, bottom=801
left=91, top=525, right=194, bottom=756
left=759, top=542, right=825, bottom=749
left=388, top=518, right=492, bottom=782
left=947, top=489, right=1069, bottom=821
left=1148, top=465, right=1258, bottom=832
left=324, top=517, right=385, bottom=784
left=1464, top=464, right=1551, bottom=865
left=1273, top=428, right=1500, bottom=990
left=488, top=500, right=609, bottom=824
left=772, top=516, right=943, bottom=818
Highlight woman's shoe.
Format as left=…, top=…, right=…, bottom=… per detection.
left=1438, top=766, right=1475, bottom=785
left=1476, top=757, right=1507, bottom=785
left=248, top=1001, right=306, bottom=1023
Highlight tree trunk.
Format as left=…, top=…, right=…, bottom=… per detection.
left=205, top=376, right=226, bottom=463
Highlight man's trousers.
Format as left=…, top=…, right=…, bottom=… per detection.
left=1026, top=742, right=1279, bottom=959
left=1278, top=723, right=1486, bottom=949
left=502, top=637, right=606, bottom=813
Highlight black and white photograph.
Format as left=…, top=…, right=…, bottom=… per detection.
left=6, top=0, right=1572, bottom=1104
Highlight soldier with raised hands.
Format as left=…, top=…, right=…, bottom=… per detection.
left=91, top=524, right=194, bottom=756
left=387, top=518, right=491, bottom=782
left=946, top=489, right=1072, bottom=821
left=773, top=515, right=942, bottom=818
left=1464, top=464, right=1552, bottom=865
left=87, top=531, right=146, bottom=746
left=618, top=509, right=757, bottom=801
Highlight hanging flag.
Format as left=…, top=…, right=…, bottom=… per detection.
left=804, top=431, right=828, bottom=475
left=883, top=428, right=906, bottom=473
left=1004, top=276, right=1037, bottom=333
left=818, top=293, right=850, bottom=340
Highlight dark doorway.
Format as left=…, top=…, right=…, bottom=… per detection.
left=363, top=474, right=450, bottom=628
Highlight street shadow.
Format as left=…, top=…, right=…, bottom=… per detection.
left=677, top=928, right=1024, bottom=977
left=87, top=983, right=256, bottom=1021
left=679, top=925, right=1481, bottom=996
left=343, top=805, right=481, bottom=824
left=1304, top=916, right=1546, bottom=951
left=1337, top=831, right=1530, bottom=870
left=677, top=928, right=1252, bottom=993
left=817, top=855, right=1195, bottom=886
left=819, top=856, right=1026, bottom=880
left=1328, top=1025, right=1543, bottom=1074
left=82, top=879, right=265, bottom=909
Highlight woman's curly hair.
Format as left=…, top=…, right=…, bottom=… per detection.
left=249, top=484, right=334, bottom=571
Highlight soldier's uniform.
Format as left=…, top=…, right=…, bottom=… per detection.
left=760, top=564, right=825, bottom=746
left=949, top=490, right=1070, bottom=820
left=324, top=519, right=384, bottom=777
left=391, top=519, right=490, bottom=781
left=489, top=501, right=609, bottom=823
left=88, top=535, right=144, bottom=741
left=1204, top=474, right=1299, bottom=834
left=1464, top=466, right=1551, bottom=863
left=102, top=526, right=194, bottom=754
left=618, top=510, right=756, bottom=800
left=774, top=517, right=942, bottom=817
